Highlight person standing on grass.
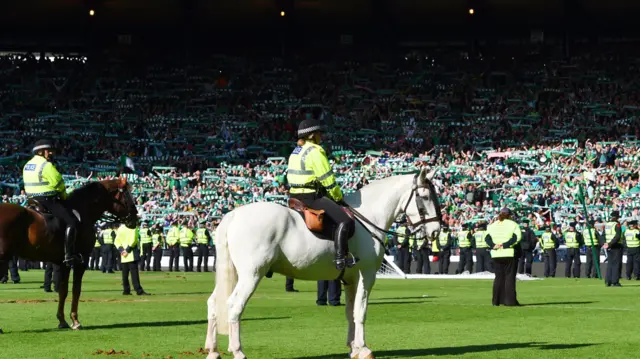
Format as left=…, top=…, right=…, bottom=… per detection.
left=486, top=208, right=521, bottom=307
left=151, top=224, right=165, bottom=272
left=603, top=211, right=623, bottom=287
left=563, top=222, right=584, bottom=278
left=179, top=219, right=195, bottom=272
left=195, top=220, right=212, bottom=272
left=623, top=220, right=640, bottom=280
left=540, top=225, right=558, bottom=277
left=517, top=219, right=536, bottom=276
left=115, top=222, right=150, bottom=296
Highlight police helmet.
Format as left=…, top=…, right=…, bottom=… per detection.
left=297, top=119, right=325, bottom=139
left=32, top=139, right=55, bottom=154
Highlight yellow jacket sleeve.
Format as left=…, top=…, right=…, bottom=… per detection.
left=114, top=227, right=124, bottom=250
left=42, top=162, right=67, bottom=199
left=307, top=146, right=343, bottom=202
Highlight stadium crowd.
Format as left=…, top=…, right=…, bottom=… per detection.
left=2, top=43, right=640, bottom=269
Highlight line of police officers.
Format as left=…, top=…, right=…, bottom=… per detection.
left=391, top=210, right=640, bottom=285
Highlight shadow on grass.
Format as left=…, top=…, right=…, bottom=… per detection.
left=521, top=301, right=596, bottom=306
left=283, top=342, right=597, bottom=359
left=368, top=300, right=431, bottom=306
left=375, top=296, right=437, bottom=300
left=16, top=316, right=291, bottom=333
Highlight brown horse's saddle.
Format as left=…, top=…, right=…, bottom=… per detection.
left=288, top=198, right=325, bottom=233
left=27, top=198, right=52, bottom=215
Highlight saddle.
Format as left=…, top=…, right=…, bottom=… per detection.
left=288, top=198, right=325, bottom=233
left=27, top=198, right=52, bottom=216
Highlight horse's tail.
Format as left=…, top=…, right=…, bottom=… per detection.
left=214, top=211, right=237, bottom=336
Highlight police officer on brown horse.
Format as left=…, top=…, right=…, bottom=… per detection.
left=22, top=139, right=81, bottom=266
left=286, top=119, right=357, bottom=270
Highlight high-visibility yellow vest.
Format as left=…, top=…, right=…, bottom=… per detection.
left=541, top=232, right=555, bottom=250
left=102, top=230, right=115, bottom=245
left=564, top=232, right=579, bottom=249
left=115, top=225, right=139, bottom=264
left=22, top=155, right=67, bottom=198
left=474, top=230, right=488, bottom=248
left=396, top=226, right=407, bottom=244
left=431, top=239, right=440, bottom=253
left=140, top=229, right=152, bottom=244
left=196, top=228, right=208, bottom=244
left=438, top=232, right=449, bottom=249
left=94, top=238, right=101, bottom=248
left=583, top=228, right=597, bottom=246
left=624, top=229, right=640, bottom=248
left=487, top=219, right=521, bottom=258
left=458, top=230, right=470, bottom=248
left=179, top=227, right=194, bottom=247
left=605, top=222, right=618, bottom=243
left=166, top=226, right=180, bottom=245
left=152, top=233, right=162, bottom=247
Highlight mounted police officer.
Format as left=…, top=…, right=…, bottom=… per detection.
left=287, top=119, right=357, bottom=271
left=22, top=139, right=80, bottom=266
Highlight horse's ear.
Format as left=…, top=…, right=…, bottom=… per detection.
left=417, top=167, right=434, bottom=187
left=119, top=176, right=127, bottom=187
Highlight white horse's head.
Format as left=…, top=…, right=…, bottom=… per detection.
left=400, top=167, right=442, bottom=240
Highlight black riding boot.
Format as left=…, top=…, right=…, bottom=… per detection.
left=333, top=223, right=359, bottom=270
left=63, top=227, right=82, bottom=267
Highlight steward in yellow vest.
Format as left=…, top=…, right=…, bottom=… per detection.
left=196, top=220, right=213, bottom=272
left=603, top=211, right=623, bottom=286
left=115, top=224, right=149, bottom=296
left=138, top=222, right=153, bottom=271
left=485, top=208, right=521, bottom=306
left=100, top=225, right=117, bottom=273
left=179, top=220, right=195, bottom=272
left=540, top=225, right=558, bottom=277
left=456, top=223, right=474, bottom=274
left=22, top=139, right=80, bottom=266
left=623, top=220, right=640, bottom=280
left=473, top=222, right=492, bottom=273
left=166, top=220, right=181, bottom=272
left=286, top=119, right=357, bottom=271
left=563, top=222, right=584, bottom=278
left=394, top=222, right=411, bottom=274
left=582, top=220, right=601, bottom=278
left=151, top=225, right=165, bottom=272
left=436, top=226, right=452, bottom=274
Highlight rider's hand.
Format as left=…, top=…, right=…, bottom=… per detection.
left=122, top=251, right=128, bottom=257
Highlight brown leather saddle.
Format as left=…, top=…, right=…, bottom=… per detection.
left=288, top=198, right=325, bottom=233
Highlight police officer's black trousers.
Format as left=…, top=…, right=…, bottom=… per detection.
left=121, top=261, right=144, bottom=294
left=565, top=248, right=581, bottom=278
left=36, top=197, right=80, bottom=260
left=113, top=246, right=121, bottom=270
left=139, top=243, right=152, bottom=271
left=517, top=250, right=534, bottom=275
left=415, top=248, right=431, bottom=274
left=585, top=246, right=601, bottom=278
left=438, top=250, right=451, bottom=274
left=626, top=247, right=640, bottom=279
left=152, top=246, right=163, bottom=271
left=457, top=247, right=473, bottom=274
left=285, top=277, right=296, bottom=291
left=0, top=257, right=20, bottom=283
left=492, top=257, right=518, bottom=306
left=606, top=247, right=623, bottom=285
left=43, top=262, right=60, bottom=291
left=197, top=244, right=209, bottom=272
left=317, top=280, right=341, bottom=305
left=169, top=246, right=180, bottom=271
left=100, top=244, right=114, bottom=272
left=90, top=247, right=101, bottom=270
left=543, top=249, right=557, bottom=277
left=182, top=246, right=194, bottom=272
left=395, top=246, right=410, bottom=273
left=475, top=248, right=493, bottom=273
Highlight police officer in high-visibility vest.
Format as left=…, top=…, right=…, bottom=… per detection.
left=179, top=220, right=195, bottom=272
left=151, top=224, right=164, bottom=272
left=564, top=222, right=584, bottom=278
left=196, top=220, right=212, bottom=272
left=287, top=119, right=357, bottom=270
left=474, top=222, right=492, bottom=273
left=456, top=223, right=474, bottom=274
left=90, top=227, right=104, bottom=271
left=486, top=208, right=521, bottom=306
left=22, top=139, right=80, bottom=266
left=166, top=220, right=181, bottom=272
left=415, top=227, right=431, bottom=274
left=623, top=220, right=640, bottom=281
left=115, top=223, right=150, bottom=296
left=583, top=220, right=602, bottom=278
left=603, top=211, right=623, bottom=287
left=138, top=222, right=153, bottom=271
left=437, top=225, right=453, bottom=275
left=540, top=225, right=558, bottom=277
left=100, top=224, right=117, bottom=273
left=394, top=222, right=411, bottom=274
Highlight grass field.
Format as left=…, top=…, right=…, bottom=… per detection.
left=0, top=270, right=638, bottom=359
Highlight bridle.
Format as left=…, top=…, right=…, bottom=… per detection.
left=101, top=184, right=138, bottom=226
left=346, top=173, right=443, bottom=246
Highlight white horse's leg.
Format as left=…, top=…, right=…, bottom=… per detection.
left=227, top=274, right=262, bottom=359
left=205, top=288, right=221, bottom=359
left=344, top=280, right=357, bottom=351
left=350, top=271, right=376, bottom=359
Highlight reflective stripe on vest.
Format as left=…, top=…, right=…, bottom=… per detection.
left=152, top=234, right=161, bottom=247
left=102, top=230, right=114, bottom=244
left=396, top=226, right=407, bottom=244
left=179, top=228, right=194, bottom=247
left=196, top=228, right=208, bottom=244
left=487, top=220, right=519, bottom=258
left=583, top=229, right=597, bottom=246
left=541, top=232, right=555, bottom=250
left=23, top=156, right=56, bottom=197
left=458, top=231, right=470, bottom=248
left=140, top=230, right=152, bottom=244
left=605, top=222, right=617, bottom=242
left=625, top=229, right=640, bottom=248
left=474, top=231, right=488, bottom=248
left=438, top=232, right=449, bottom=248
left=564, top=232, right=578, bottom=249
left=287, top=143, right=317, bottom=194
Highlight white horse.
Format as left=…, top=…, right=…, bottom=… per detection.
left=204, top=167, right=442, bottom=359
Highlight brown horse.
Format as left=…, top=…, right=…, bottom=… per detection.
left=0, top=177, right=138, bottom=334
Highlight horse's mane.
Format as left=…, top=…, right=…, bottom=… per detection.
left=67, top=179, right=122, bottom=203
left=354, top=173, right=413, bottom=195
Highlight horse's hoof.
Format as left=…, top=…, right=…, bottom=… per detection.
left=206, top=352, right=222, bottom=359
left=72, top=323, right=83, bottom=330
left=0, top=328, right=4, bottom=334
left=58, top=322, right=70, bottom=329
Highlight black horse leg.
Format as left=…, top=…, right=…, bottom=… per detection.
left=70, top=265, right=86, bottom=330
left=0, top=260, right=6, bottom=334
left=56, top=266, right=71, bottom=329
